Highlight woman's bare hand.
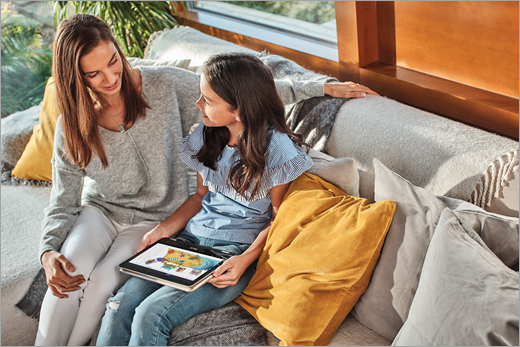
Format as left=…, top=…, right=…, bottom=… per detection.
left=324, top=81, right=379, bottom=98
left=41, top=250, right=85, bottom=298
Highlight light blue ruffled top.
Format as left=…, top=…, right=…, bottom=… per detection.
left=177, top=123, right=313, bottom=244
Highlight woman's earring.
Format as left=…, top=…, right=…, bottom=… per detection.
left=236, top=117, right=240, bottom=122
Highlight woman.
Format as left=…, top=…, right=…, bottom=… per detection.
left=36, top=14, right=377, bottom=346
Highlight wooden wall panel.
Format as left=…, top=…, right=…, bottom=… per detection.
left=335, top=1, right=360, bottom=82
left=393, top=1, right=519, bottom=98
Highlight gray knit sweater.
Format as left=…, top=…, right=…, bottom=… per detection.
left=39, top=66, right=326, bottom=259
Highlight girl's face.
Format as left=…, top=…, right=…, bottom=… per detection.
left=196, top=74, right=240, bottom=128
left=80, top=41, right=123, bottom=98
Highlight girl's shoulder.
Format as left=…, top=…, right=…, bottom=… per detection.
left=261, top=129, right=313, bottom=193
left=185, top=122, right=204, bottom=151
left=177, top=122, right=204, bottom=169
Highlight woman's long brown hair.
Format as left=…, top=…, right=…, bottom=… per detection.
left=197, top=53, right=306, bottom=201
left=52, top=14, right=149, bottom=169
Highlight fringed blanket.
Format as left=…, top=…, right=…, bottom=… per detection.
left=470, top=149, right=519, bottom=208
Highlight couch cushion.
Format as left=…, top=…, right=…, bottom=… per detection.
left=1, top=184, right=52, bottom=346
left=145, top=26, right=254, bottom=68
left=1, top=104, right=41, bottom=167
left=392, top=208, right=519, bottom=346
left=266, top=314, right=391, bottom=346
left=351, top=159, right=519, bottom=341
left=326, top=95, right=519, bottom=207
left=126, top=57, right=191, bottom=70
left=235, top=173, right=396, bottom=346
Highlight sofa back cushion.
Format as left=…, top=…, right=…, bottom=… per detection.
left=326, top=95, right=519, bottom=216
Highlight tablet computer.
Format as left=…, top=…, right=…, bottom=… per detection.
left=119, top=238, right=228, bottom=292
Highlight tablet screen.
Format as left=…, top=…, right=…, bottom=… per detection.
left=121, top=240, right=224, bottom=286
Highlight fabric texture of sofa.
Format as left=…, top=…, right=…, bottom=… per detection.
left=1, top=26, right=518, bottom=346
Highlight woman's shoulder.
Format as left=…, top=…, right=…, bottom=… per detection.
left=139, top=65, right=198, bottom=79
left=139, top=65, right=200, bottom=91
left=54, top=115, right=65, bottom=145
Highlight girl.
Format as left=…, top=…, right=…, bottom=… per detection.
left=96, top=52, right=314, bottom=346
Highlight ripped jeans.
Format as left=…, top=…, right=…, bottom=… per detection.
left=95, top=230, right=255, bottom=346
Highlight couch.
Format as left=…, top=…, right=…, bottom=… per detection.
left=1, top=26, right=518, bottom=346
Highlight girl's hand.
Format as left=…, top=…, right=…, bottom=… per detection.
left=324, top=81, right=379, bottom=98
left=137, top=225, right=172, bottom=253
left=41, top=250, right=85, bottom=298
left=208, top=255, right=250, bottom=289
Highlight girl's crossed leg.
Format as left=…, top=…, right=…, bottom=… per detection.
left=96, top=234, right=256, bottom=346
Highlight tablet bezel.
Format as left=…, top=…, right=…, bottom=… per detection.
left=119, top=238, right=225, bottom=287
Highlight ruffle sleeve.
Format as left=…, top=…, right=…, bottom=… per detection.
left=260, top=131, right=314, bottom=191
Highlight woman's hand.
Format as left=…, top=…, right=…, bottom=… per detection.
left=324, top=81, right=379, bottom=98
left=137, top=225, right=173, bottom=253
left=208, top=255, right=251, bottom=289
left=41, top=250, right=85, bottom=299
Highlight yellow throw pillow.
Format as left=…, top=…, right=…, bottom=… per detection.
left=235, top=173, right=396, bottom=346
left=12, top=77, right=60, bottom=181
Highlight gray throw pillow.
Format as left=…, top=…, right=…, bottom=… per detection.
left=306, top=148, right=359, bottom=197
left=392, top=208, right=519, bottom=346
left=352, top=158, right=519, bottom=340
left=1, top=104, right=42, bottom=166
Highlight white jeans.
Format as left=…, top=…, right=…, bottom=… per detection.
left=35, top=206, right=160, bottom=346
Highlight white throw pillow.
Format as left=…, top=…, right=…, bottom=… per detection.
left=352, top=158, right=519, bottom=341
left=392, top=208, right=519, bottom=346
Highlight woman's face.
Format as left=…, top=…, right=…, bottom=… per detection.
left=196, top=73, right=240, bottom=128
left=80, top=41, right=123, bottom=98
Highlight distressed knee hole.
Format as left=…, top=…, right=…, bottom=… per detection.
left=108, top=299, right=120, bottom=311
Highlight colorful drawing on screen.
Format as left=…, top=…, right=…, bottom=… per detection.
left=160, top=248, right=218, bottom=271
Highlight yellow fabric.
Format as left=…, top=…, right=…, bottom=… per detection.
left=235, top=173, right=396, bottom=346
left=12, top=77, right=60, bottom=181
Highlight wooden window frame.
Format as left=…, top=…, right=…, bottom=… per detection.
left=175, top=1, right=519, bottom=140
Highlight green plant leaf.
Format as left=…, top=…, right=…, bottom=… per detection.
left=51, top=1, right=183, bottom=58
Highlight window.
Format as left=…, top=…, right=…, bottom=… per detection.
left=188, top=1, right=338, bottom=61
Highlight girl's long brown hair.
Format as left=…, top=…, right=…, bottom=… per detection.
left=197, top=53, right=306, bottom=201
left=52, top=14, right=149, bottom=169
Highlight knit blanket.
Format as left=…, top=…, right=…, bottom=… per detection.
left=286, top=96, right=348, bottom=152
left=87, top=302, right=267, bottom=346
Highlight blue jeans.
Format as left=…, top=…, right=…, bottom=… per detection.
left=95, top=231, right=255, bottom=346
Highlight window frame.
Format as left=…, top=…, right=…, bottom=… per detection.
left=186, top=1, right=339, bottom=62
